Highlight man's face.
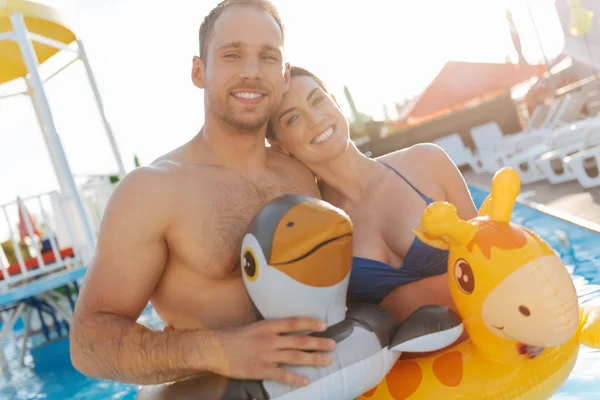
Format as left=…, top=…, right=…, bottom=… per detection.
left=194, top=6, right=289, bottom=133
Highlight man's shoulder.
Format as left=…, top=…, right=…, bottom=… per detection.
left=110, top=157, right=201, bottom=212
left=268, top=148, right=313, bottom=176
left=268, top=149, right=319, bottom=194
left=120, top=161, right=178, bottom=190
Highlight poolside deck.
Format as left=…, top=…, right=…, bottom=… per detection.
left=463, top=169, right=600, bottom=231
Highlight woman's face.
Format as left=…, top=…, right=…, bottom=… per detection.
left=270, top=76, right=350, bottom=164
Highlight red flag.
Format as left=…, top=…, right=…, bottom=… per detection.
left=506, top=10, right=527, bottom=67
left=17, top=199, right=41, bottom=241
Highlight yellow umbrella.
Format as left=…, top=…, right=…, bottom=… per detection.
left=0, top=0, right=76, bottom=85
left=1, top=0, right=97, bottom=258
left=1, top=1, right=129, bottom=259
left=568, top=0, right=594, bottom=37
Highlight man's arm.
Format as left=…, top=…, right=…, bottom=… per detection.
left=70, top=165, right=198, bottom=384
left=70, top=166, right=336, bottom=386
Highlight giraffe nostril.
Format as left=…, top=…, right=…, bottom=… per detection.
left=519, top=305, right=531, bottom=317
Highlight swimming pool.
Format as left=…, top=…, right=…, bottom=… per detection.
left=0, top=186, right=599, bottom=399
left=0, top=306, right=162, bottom=400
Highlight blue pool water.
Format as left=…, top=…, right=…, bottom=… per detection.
left=0, top=186, right=599, bottom=399
left=0, top=306, right=162, bottom=400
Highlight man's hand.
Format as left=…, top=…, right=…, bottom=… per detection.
left=205, top=317, right=336, bottom=386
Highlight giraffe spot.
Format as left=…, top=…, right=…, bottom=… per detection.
left=433, top=351, right=463, bottom=387
left=386, top=360, right=422, bottom=399
left=361, top=386, right=377, bottom=397
left=466, top=221, right=527, bottom=259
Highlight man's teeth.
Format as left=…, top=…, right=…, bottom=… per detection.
left=312, top=127, right=334, bottom=144
left=233, top=92, right=264, bottom=100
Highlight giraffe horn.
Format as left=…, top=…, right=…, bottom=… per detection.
left=489, top=167, right=520, bottom=223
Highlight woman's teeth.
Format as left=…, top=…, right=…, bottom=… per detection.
left=232, top=92, right=264, bottom=99
left=312, top=126, right=335, bottom=144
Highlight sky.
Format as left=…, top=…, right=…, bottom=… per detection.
left=0, top=0, right=566, bottom=209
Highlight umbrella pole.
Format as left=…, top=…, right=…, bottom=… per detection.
left=25, top=78, right=60, bottom=179
left=10, top=12, right=96, bottom=261
left=526, top=0, right=557, bottom=97
left=77, top=39, right=127, bottom=179
left=583, top=35, right=600, bottom=83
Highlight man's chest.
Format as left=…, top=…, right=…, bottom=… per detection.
left=167, top=175, right=317, bottom=277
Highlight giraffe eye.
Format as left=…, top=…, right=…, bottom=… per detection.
left=243, top=249, right=258, bottom=281
left=454, top=259, right=474, bottom=294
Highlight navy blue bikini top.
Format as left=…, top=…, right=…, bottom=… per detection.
left=346, top=161, right=449, bottom=304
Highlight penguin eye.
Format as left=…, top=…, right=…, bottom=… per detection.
left=243, top=249, right=258, bottom=281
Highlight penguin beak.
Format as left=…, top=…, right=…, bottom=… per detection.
left=270, top=201, right=353, bottom=287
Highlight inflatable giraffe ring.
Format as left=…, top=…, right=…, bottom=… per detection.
left=358, top=167, right=600, bottom=400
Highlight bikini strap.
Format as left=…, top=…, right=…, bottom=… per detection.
left=378, top=160, right=433, bottom=203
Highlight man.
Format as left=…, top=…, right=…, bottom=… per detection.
left=70, top=0, right=336, bottom=390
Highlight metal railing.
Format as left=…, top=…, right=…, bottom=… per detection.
left=0, top=191, right=82, bottom=291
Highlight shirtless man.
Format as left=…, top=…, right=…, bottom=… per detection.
left=70, top=0, right=336, bottom=390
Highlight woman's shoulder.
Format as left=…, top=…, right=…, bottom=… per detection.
left=376, top=143, right=450, bottom=169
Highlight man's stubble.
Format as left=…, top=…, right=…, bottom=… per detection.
left=205, top=84, right=280, bottom=134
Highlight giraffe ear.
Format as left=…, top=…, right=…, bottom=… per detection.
left=413, top=227, right=450, bottom=251
left=478, top=194, right=492, bottom=217
left=420, top=202, right=477, bottom=245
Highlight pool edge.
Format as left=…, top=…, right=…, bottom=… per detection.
left=468, top=182, right=600, bottom=235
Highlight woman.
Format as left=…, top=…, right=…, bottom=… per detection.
left=267, top=67, right=478, bottom=324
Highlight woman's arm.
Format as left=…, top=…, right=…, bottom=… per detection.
left=425, top=144, right=478, bottom=221
left=377, top=143, right=478, bottom=221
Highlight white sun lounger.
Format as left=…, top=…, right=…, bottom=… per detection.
left=469, top=122, right=507, bottom=173
left=434, top=133, right=483, bottom=172
left=564, top=128, right=600, bottom=188
left=500, top=122, right=591, bottom=184
left=494, top=92, right=587, bottom=166
left=535, top=116, right=600, bottom=184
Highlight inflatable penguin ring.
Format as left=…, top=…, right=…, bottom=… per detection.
left=136, top=195, right=464, bottom=400
left=234, top=194, right=463, bottom=400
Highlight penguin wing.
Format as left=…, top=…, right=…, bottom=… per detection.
left=390, top=305, right=464, bottom=353
left=311, top=318, right=355, bottom=343
left=345, top=303, right=401, bottom=347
